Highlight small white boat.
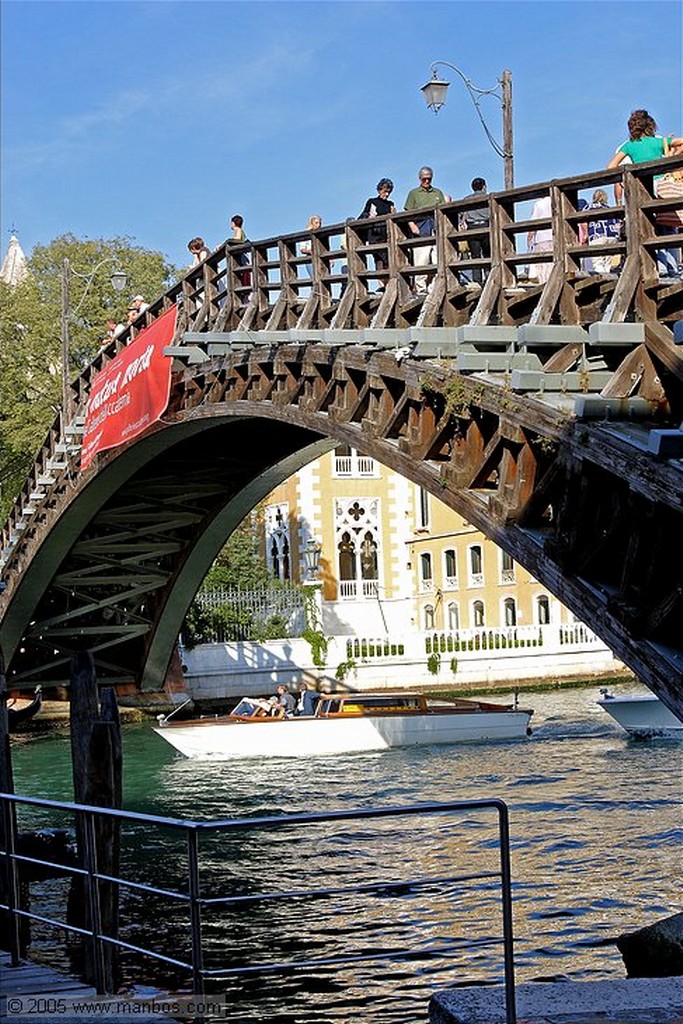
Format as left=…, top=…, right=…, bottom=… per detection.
left=153, top=691, right=534, bottom=760
left=597, top=690, right=682, bottom=738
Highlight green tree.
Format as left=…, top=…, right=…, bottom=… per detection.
left=0, top=234, right=177, bottom=520
left=202, top=509, right=273, bottom=591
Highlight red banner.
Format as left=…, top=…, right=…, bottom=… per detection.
left=80, top=305, right=177, bottom=471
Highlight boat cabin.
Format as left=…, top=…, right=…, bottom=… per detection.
left=315, top=693, right=427, bottom=717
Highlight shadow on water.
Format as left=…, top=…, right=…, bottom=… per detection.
left=8, top=685, right=682, bottom=1023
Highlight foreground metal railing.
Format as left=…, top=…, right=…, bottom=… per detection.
left=1, top=793, right=518, bottom=1022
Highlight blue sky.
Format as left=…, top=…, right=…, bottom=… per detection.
left=2, top=0, right=681, bottom=271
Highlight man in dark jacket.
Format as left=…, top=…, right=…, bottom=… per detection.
left=460, top=177, right=490, bottom=285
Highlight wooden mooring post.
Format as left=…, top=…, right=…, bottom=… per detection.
left=0, top=644, right=20, bottom=958
left=68, top=651, right=122, bottom=993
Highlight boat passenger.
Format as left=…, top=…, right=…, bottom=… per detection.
left=296, top=683, right=319, bottom=717
left=276, top=685, right=297, bottom=717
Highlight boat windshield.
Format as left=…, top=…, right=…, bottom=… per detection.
left=231, top=698, right=261, bottom=718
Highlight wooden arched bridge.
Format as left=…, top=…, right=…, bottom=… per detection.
left=1, top=157, right=682, bottom=718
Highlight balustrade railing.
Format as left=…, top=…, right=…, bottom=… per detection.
left=62, top=154, right=683, bottom=412
left=0, top=793, right=518, bottom=1023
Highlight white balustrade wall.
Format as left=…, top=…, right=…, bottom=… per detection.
left=180, top=623, right=625, bottom=702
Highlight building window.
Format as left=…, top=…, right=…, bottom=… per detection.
left=503, top=597, right=517, bottom=627
left=335, top=497, right=381, bottom=599
left=265, top=504, right=291, bottom=581
left=420, top=552, right=434, bottom=593
left=417, top=487, right=430, bottom=529
left=444, top=549, right=458, bottom=589
left=536, top=595, right=551, bottom=625
left=500, top=550, right=515, bottom=584
left=424, top=604, right=435, bottom=630
left=360, top=532, right=378, bottom=582
left=447, top=602, right=459, bottom=630
left=333, top=444, right=376, bottom=478
left=468, top=545, right=484, bottom=586
left=473, top=600, right=485, bottom=627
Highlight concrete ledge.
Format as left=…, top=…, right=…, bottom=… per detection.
left=429, top=976, right=683, bottom=1023
left=647, top=428, right=683, bottom=458
left=362, top=328, right=411, bottom=347
left=454, top=326, right=517, bottom=345
left=588, top=322, right=646, bottom=345
left=518, top=324, right=588, bottom=345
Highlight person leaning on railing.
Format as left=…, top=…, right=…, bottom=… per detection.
left=607, top=109, right=683, bottom=278
left=404, top=165, right=448, bottom=296
left=358, top=178, right=396, bottom=286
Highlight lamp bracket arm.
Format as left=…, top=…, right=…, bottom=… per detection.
left=429, top=61, right=507, bottom=160
left=68, top=256, right=125, bottom=317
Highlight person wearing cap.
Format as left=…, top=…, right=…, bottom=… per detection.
left=404, top=166, right=447, bottom=295
left=358, top=178, right=396, bottom=282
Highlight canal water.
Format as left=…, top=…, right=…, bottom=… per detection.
left=9, top=684, right=682, bottom=1023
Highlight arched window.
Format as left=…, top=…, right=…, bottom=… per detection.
left=418, top=487, right=430, bottom=529
left=448, top=602, right=459, bottom=630
left=424, top=604, right=435, bottom=630
left=536, top=595, right=550, bottom=624
left=360, top=532, right=378, bottom=580
left=469, top=545, right=484, bottom=585
left=420, top=552, right=433, bottom=592
left=473, top=600, right=485, bottom=627
left=503, top=597, right=517, bottom=626
left=338, top=531, right=356, bottom=581
left=501, top=550, right=515, bottom=583
left=444, top=549, right=457, bottom=588
left=265, top=504, right=290, bottom=581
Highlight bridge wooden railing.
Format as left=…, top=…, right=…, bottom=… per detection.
left=57, top=155, right=682, bottom=408
left=1, top=157, right=682, bottom=571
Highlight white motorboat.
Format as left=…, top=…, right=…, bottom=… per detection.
left=597, top=690, right=682, bottom=738
left=153, top=691, right=534, bottom=760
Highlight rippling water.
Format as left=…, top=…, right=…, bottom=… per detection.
left=9, top=685, right=682, bottom=1023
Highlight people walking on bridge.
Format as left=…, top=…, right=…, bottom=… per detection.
left=459, top=177, right=490, bottom=286
left=527, top=194, right=553, bottom=284
left=228, top=214, right=251, bottom=291
left=404, top=166, right=446, bottom=296
left=358, top=178, right=396, bottom=286
left=300, top=214, right=322, bottom=278
left=585, top=190, right=621, bottom=275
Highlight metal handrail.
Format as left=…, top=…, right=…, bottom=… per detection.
left=0, top=792, right=518, bottom=1023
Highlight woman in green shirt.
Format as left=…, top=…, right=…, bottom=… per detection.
left=607, top=110, right=683, bottom=278
left=608, top=109, right=682, bottom=169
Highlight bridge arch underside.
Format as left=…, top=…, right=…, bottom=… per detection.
left=1, top=378, right=682, bottom=718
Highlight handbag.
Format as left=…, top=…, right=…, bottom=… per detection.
left=654, top=136, right=683, bottom=226
left=655, top=171, right=683, bottom=227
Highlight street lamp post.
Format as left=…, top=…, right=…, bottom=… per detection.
left=421, top=61, right=514, bottom=190
left=60, top=257, right=127, bottom=417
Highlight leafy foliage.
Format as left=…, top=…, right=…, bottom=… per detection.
left=0, top=234, right=176, bottom=520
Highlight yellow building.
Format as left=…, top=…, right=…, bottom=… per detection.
left=181, top=445, right=623, bottom=697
